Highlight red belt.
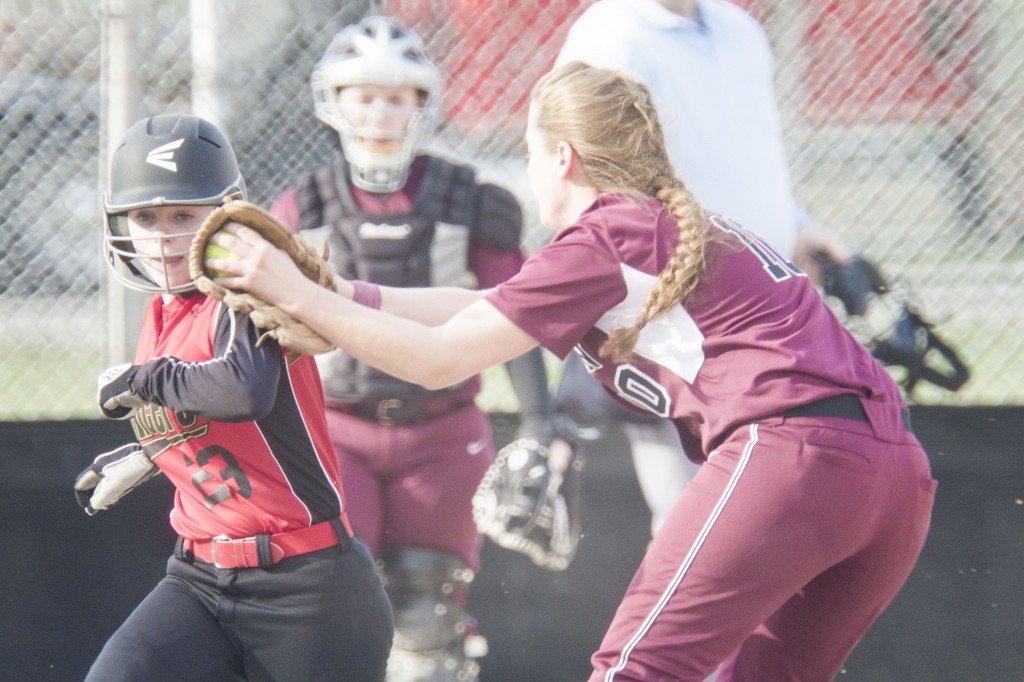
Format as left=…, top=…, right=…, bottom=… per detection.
left=180, top=514, right=353, bottom=569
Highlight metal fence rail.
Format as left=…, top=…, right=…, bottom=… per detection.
left=1, top=0, right=1021, bottom=420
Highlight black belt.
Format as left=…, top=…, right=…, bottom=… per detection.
left=336, top=397, right=475, bottom=426
left=783, top=394, right=912, bottom=433
left=783, top=394, right=868, bottom=422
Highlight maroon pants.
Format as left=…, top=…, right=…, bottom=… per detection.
left=326, top=403, right=495, bottom=570
left=590, top=410, right=935, bottom=681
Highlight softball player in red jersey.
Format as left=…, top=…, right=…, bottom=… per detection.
left=82, top=113, right=393, bottom=682
left=209, top=62, right=935, bottom=682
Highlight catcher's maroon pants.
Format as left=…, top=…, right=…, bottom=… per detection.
left=589, top=409, right=935, bottom=682
left=326, top=403, right=495, bottom=570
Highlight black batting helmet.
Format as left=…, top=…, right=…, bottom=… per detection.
left=102, top=114, right=246, bottom=293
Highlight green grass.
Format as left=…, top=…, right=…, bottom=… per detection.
left=0, top=346, right=102, bottom=421
left=3, top=324, right=1020, bottom=424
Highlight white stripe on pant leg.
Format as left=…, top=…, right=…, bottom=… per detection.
left=605, top=424, right=759, bottom=682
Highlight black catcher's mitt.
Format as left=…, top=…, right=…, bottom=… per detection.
left=816, top=253, right=970, bottom=396
left=188, top=200, right=337, bottom=355
left=472, top=436, right=584, bottom=571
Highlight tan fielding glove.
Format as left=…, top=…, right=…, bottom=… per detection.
left=188, top=200, right=337, bottom=355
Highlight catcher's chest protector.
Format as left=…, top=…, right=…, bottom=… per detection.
left=295, top=156, right=479, bottom=403
left=296, top=156, right=484, bottom=285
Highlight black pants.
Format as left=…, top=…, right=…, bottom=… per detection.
left=86, top=539, right=393, bottom=682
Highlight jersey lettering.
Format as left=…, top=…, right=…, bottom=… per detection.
left=614, top=365, right=671, bottom=418
left=134, top=405, right=210, bottom=460
left=574, top=346, right=603, bottom=373
left=709, top=214, right=804, bottom=282
left=190, top=445, right=253, bottom=509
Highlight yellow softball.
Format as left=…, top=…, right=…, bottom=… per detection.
left=205, top=240, right=238, bottom=279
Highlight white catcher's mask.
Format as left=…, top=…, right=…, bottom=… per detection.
left=311, top=16, right=441, bottom=193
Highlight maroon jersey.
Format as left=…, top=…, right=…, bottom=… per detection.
left=487, top=194, right=905, bottom=458
left=127, top=293, right=345, bottom=541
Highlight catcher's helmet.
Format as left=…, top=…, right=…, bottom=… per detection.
left=103, top=114, right=246, bottom=294
left=311, top=15, right=441, bottom=193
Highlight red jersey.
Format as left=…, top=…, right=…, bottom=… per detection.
left=127, top=293, right=344, bottom=541
left=487, top=194, right=905, bottom=458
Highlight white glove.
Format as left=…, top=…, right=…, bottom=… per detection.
left=74, top=443, right=159, bottom=515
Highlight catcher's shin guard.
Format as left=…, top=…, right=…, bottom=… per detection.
left=381, top=548, right=486, bottom=682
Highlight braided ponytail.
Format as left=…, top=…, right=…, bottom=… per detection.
left=600, top=176, right=713, bottom=363
left=531, top=62, right=716, bottom=363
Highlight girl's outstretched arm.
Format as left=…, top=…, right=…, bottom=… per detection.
left=208, top=223, right=539, bottom=389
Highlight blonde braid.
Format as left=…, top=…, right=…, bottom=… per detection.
left=531, top=62, right=716, bottom=363
left=649, top=179, right=712, bottom=319
left=600, top=176, right=713, bottom=364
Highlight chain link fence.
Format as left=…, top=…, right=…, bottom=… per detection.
left=2, top=0, right=1022, bottom=420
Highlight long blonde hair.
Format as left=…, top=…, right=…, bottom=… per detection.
left=530, top=61, right=715, bottom=362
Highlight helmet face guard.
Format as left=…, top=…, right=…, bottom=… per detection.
left=105, top=212, right=212, bottom=295
left=103, top=114, right=245, bottom=294
left=311, top=16, right=441, bottom=193
left=330, top=98, right=432, bottom=193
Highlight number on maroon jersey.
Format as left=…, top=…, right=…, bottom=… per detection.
left=709, top=214, right=805, bottom=282
left=572, top=347, right=673, bottom=418
left=614, top=365, right=671, bottom=417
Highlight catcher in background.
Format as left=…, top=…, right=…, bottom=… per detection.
left=208, top=62, right=936, bottom=681
left=75, top=113, right=393, bottom=681
left=266, top=15, right=569, bottom=682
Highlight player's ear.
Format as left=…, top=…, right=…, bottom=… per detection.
left=555, top=140, right=576, bottom=179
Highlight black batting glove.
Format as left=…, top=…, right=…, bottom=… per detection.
left=97, top=363, right=145, bottom=419
left=74, top=443, right=159, bottom=515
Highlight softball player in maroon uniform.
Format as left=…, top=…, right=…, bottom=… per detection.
left=78, top=114, right=393, bottom=681
left=210, top=62, right=935, bottom=681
